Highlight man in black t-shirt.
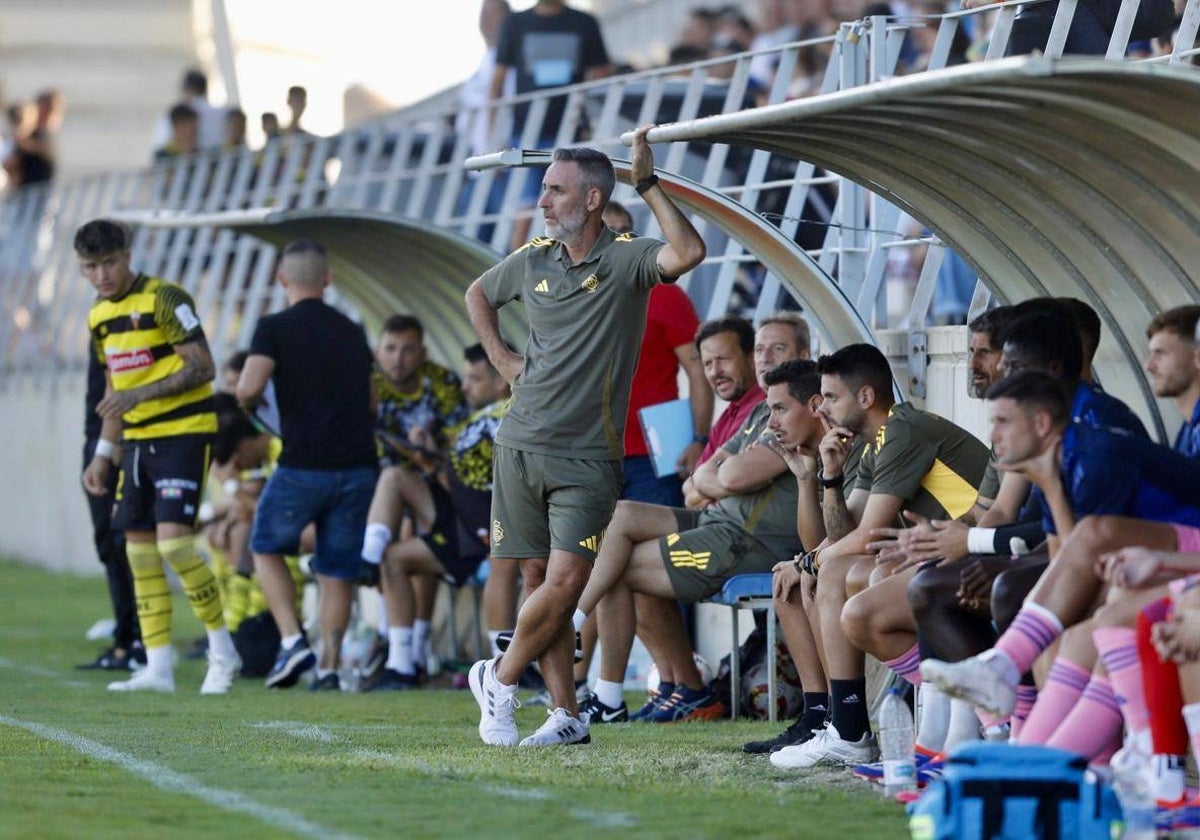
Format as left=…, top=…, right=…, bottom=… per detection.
left=237, top=238, right=379, bottom=691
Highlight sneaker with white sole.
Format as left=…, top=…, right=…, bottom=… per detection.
left=519, top=707, right=591, bottom=747
left=920, top=650, right=1018, bottom=717
left=107, top=668, right=175, bottom=693
left=578, top=692, right=629, bottom=724
left=469, top=658, right=521, bottom=747
left=769, top=723, right=879, bottom=770
left=200, top=651, right=242, bottom=695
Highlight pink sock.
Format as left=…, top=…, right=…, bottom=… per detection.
left=1010, top=684, right=1039, bottom=741
left=1093, top=626, right=1150, bottom=737
left=883, top=644, right=922, bottom=686
left=1017, top=659, right=1091, bottom=745
left=995, top=604, right=1064, bottom=675
left=1045, top=676, right=1125, bottom=759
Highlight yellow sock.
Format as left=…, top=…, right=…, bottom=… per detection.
left=224, top=573, right=252, bottom=633
left=160, top=535, right=225, bottom=632
left=127, top=541, right=172, bottom=649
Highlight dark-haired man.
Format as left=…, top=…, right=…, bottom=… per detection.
left=770, top=343, right=988, bottom=770
left=238, top=238, right=378, bottom=691
left=464, top=128, right=705, bottom=746
left=79, top=217, right=239, bottom=694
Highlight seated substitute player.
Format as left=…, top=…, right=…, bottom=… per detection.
left=768, top=343, right=988, bottom=771
left=368, top=344, right=511, bottom=690
left=574, top=347, right=821, bottom=726
left=922, top=371, right=1200, bottom=718
left=359, top=314, right=468, bottom=670
left=79, top=218, right=241, bottom=694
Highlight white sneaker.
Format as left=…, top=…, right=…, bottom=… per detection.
left=108, top=668, right=175, bottom=693
left=769, top=723, right=878, bottom=770
left=469, top=659, right=520, bottom=747
left=200, top=651, right=242, bottom=695
left=519, top=708, right=591, bottom=747
left=920, top=650, right=1017, bottom=717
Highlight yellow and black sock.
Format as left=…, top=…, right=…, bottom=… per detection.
left=160, top=535, right=225, bottom=632
left=126, top=541, right=172, bottom=649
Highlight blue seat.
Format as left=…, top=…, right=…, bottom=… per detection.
left=706, top=573, right=778, bottom=722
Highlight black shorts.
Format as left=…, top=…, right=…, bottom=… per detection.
left=114, top=435, right=211, bottom=532
left=420, top=480, right=486, bottom=585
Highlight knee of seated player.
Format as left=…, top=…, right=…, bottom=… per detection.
left=622, top=547, right=676, bottom=600
left=991, top=566, right=1034, bottom=626
left=840, top=589, right=877, bottom=650
left=907, top=563, right=958, bottom=618
left=814, top=553, right=858, bottom=608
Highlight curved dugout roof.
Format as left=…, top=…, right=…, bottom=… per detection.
left=635, top=54, right=1200, bottom=441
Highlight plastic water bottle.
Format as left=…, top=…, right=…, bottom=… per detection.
left=878, top=687, right=917, bottom=797
left=1110, top=746, right=1156, bottom=840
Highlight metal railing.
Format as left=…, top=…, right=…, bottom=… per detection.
left=1, top=0, right=1196, bottom=385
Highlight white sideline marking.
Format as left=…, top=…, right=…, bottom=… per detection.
left=247, top=721, right=338, bottom=742
left=480, top=784, right=553, bottom=802
left=570, top=808, right=637, bottom=828
left=0, top=656, right=90, bottom=688
left=0, top=715, right=362, bottom=840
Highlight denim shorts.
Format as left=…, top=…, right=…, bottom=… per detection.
left=251, top=465, right=377, bottom=580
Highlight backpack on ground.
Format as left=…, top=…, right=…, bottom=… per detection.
left=907, top=742, right=1124, bottom=840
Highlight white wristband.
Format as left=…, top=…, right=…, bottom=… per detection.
left=94, top=438, right=117, bottom=462
left=967, top=527, right=997, bottom=555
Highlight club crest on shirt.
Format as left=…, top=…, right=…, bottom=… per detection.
left=130, top=311, right=141, bottom=330
left=492, top=519, right=505, bottom=545
left=581, top=274, right=600, bottom=293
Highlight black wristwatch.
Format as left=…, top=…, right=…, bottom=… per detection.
left=818, top=471, right=844, bottom=491
left=634, top=174, right=660, bottom=195
left=692, top=434, right=709, bottom=445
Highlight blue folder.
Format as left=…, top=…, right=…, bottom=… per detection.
left=637, top=398, right=694, bottom=479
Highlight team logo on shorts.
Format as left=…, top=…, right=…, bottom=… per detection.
left=492, top=519, right=504, bottom=545
left=581, top=274, right=600, bottom=293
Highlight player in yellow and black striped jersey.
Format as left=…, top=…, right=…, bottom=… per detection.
left=78, top=218, right=240, bottom=696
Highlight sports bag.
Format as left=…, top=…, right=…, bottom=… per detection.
left=908, top=742, right=1124, bottom=840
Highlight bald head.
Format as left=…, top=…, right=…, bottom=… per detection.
left=278, top=238, right=329, bottom=295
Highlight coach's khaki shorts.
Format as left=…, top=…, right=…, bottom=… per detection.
left=659, top=508, right=779, bottom=603
left=490, top=444, right=622, bottom=561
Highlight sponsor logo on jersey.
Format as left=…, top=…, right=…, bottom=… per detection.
left=107, top=347, right=155, bottom=372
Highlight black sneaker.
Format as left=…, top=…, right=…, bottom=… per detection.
left=742, top=716, right=819, bottom=754
left=361, top=636, right=388, bottom=680
left=364, top=668, right=418, bottom=691
left=265, top=636, right=316, bottom=689
left=76, top=646, right=133, bottom=671
left=496, top=630, right=583, bottom=662
left=309, top=672, right=340, bottom=692
left=579, top=692, right=629, bottom=724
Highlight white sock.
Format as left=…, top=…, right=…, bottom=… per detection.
left=572, top=609, right=587, bottom=632
left=146, top=645, right=173, bottom=675
left=915, top=683, right=950, bottom=753
left=946, top=698, right=984, bottom=749
left=207, top=627, right=238, bottom=661
left=386, top=626, right=415, bottom=675
left=488, top=630, right=503, bottom=658
left=376, top=591, right=389, bottom=636
left=361, top=522, right=393, bottom=564
left=1152, top=753, right=1187, bottom=803
left=595, top=679, right=623, bottom=709
left=412, top=619, right=431, bottom=668
left=281, top=632, right=303, bottom=650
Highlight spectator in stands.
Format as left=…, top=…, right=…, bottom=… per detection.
left=153, top=69, right=224, bottom=153
left=261, top=112, right=282, bottom=146
left=76, top=350, right=143, bottom=673
left=237, top=238, right=379, bottom=691
left=768, top=343, right=988, bottom=771
left=602, top=199, right=634, bottom=234
left=367, top=343, right=511, bottom=691
left=358, top=314, right=467, bottom=680
left=574, top=317, right=812, bottom=725
left=154, top=104, right=199, bottom=162
left=79, top=218, right=240, bottom=695
left=491, top=0, right=614, bottom=251
left=464, top=131, right=705, bottom=747
left=964, top=0, right=1109, bottom=55
left=5, top=89, right=63, bottom=188
left=677, top=7, right=720, bottom=53
left=223, top=108, right=248, bottom=152
left=284, top=86, right=312, bottom=138
left=748, top=0, right=835, bottom=93
left=1, top=101, right=33, bottom=190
